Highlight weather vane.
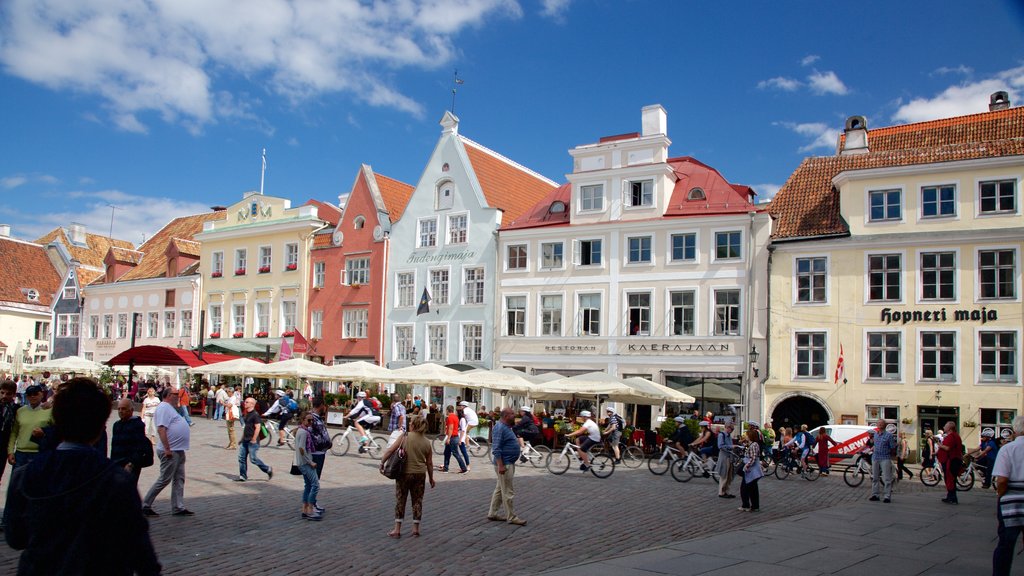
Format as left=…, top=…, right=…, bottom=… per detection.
left=451, top=69, right=464, bottom=114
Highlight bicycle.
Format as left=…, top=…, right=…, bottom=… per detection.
left=329, top=422, right=384, bottom=457
left=519, top=440, right=552, bottom=468
left=922, top=457, right=979, bottom=491
left=775, top=448, right=820, bottom=481
left=431, top=433, right=490, bottom=458
left=647, top=444, right=684, bottom=475
left=669, top=450, right=717, bottom=483
left=592, top=438, right=644, bottom=469
left=547, top=441, right=615, bottom=478
left=261, top=419, right=296, bottom=448
left=843, top=451, right=873, bottom=487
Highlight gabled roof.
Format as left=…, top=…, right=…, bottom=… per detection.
left=304, top=199, right=343, bottom=227
left=35, top=228, right=134, bottom=270
left=461, top=137, right=559, bottom=223
left=171, top=238, right=201, bottom=258
left=664, top=156, right=757, bottom=217
left=375, top=172, right=415, bottom=222
left=109, top=246, right=144, bottom=265
left=769, top=106, right=1024, bottom=241
left=0, top=237, right=62, bottom=307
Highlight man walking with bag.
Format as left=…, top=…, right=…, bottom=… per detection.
left=141, top=389, right=192, bottom=517
left=487, top=407, right=526, bottom=526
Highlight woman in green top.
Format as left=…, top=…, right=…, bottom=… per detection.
left=385, top=414, right=435, bottom=538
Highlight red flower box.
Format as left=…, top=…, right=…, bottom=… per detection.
left=209, top=332, right=220, bottom=339
left=258, top=266, right=271, bottom=273
left=256, top=331, right=268, bottom=338
left=211, top=271, right=223, bottom=278
left=235, top=268, right=246, bottom=276
left=286, top=263, right=297, bottom=271
left=282, top=331, right=295, bottom=337
left=232, top=332, right=244, bottom=338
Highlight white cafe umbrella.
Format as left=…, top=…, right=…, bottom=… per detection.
left=622, top=377, right=696, bottom=404
left=189, top=358, right=267, bottom=377
left=26, top=355, right=105, bottom=375
left=322, top=361, right=395, bottom=384
left=246, top=358, right=334, bottom=381
left=446, top=368, right=536, bottom=395
left=380, top=362, right=463, bottom=385
left=531, top=372, right=662, bottom=405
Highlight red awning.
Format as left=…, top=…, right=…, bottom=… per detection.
left=106, top=345, right=247, bottom=368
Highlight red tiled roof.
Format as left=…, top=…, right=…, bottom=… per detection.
left=109, top=246, right=144, bottom=265
left=172, top=238, right=201, bottom=258
left=95, top=211, right=226, bottom=284
left=504, top=184, right=572, bottom=230
left=304, top=199, right=343, bottom=227
left=770, top=106, right=1024, bottom=240
left=0, top=238, right=62, bottom=307
left=665, top=156, right=757, bottom=217
left=375, top=172, right=415, bottom=223
left=461, top=137, right=558, bottom=224
left=35, top=228, right=134, bottom=269
left=311, top=232, right=333, bottom=250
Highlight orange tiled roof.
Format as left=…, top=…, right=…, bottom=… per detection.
left=461, top=137, right=559, bottom=224
left=375, top=172, right=415, bottom=223
left=172, top=238, right=201, bottom=258
left=311, top=232, right=333, bottom=250
left=304, top=199, right=343, bottom=227
left=99, top=211, right=226, bottom=283
left=35, top=228, right=134, bottom=270
left=0, top=237, right=62, bottom=307
left=110, top=246, right=144, bottom=265
left=770, top=107, right=1024, bottom=240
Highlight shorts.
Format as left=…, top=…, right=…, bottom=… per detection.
left=608, top=430, right=622, bottom=446
left=358, top=415, right=381, bottom=429
left=579, top=437, right=599, bottom=453
left=800, top=448, right=810, bottom=460
left=278, top=413, right=292, bottom=428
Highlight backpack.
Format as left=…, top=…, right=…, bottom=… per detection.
left=309, top=415, right=333, bottom=452
left=613, top=414, right=625, bottom=432
left=287, top=397, right=298, bottom=412
left=799, top=431, right=813, bottom=449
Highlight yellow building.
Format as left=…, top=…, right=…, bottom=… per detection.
left=765, top=93, right=1023, bottom=454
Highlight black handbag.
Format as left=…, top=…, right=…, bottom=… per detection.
left=290, top=464, right=302, bottom=476
left=379, top=434, right=408, bottom=480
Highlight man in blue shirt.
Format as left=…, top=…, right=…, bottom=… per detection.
left=869, top=419, right=898, bottom=503
left=488, top=407, right=526, bottom=526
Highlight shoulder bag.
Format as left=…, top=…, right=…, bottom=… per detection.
left=379, top=432, right=408, bottom=480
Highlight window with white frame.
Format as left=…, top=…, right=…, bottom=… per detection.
left=464, top=267, right=485, bottom=304
left=345, top=258, right=370, bottom=285
left=979, top=249, right=1016, bottom=299
left=89, top=315, right=99, bottom=339
left=343, top=309, right=368, bottom=339
left=626, top=293, right=651, bottom=335
left=180, top=310, right=192, bottom=338
left=979, top=179, right=1017, bottom=214
left=715, top=231, right=741, bottom=260
left=541, top=242, right=563, bottom=269
left=796, top=257, right=827, bottom=303
left=285, top=243, right=299, bottom=269
left=506, top=296, right=526, bottom=336
left=113, top=313, right=125, bottom=339
left=63, top=286, right=77, bottom=300
left=281, top=301, right=297, bottom=333
left=713, top=289, right=741, bottom=335
left=670, top=233, right=696, bottom=263
left=795, top=332, right=826, bottom=377
left=428, top=324, right=447, bottom=362
left=235, top=249, right=247, bottom=273
left=311, top=310, right=323, bottom=339
left=134, top=313, right=143, bottom=337
left=256, top=302, right=270, bottom=334
left=920, top=251, right=956, bottom=301
left=233, top=304, right=246, bottom=335
left=627, top=236, right=652, bottom=264
left=56, top=314, right=79, bottom=337
left=869, top=254, right=902, bottom=302
left=578, top=293, right=601, bottom=336
left=869, top=189, right=901, bottom=221
left=209, top=305, right=222, bottom=335
left=541, top=295, right=562, bottom=336
left=980, top=331, right=1016, bottom=383
left=397, top=272, right=415, bottom=307
left=162, top=311, right=174, bottom=338
left=867, top=332, right=901, bottom=380
left=866, top=405, right=899, bottom=423
left=418, top=217, right=438, bottom=248
left=353, top=216, right=365, bottom=229
left=507, top=244, right=527, bottom=271
left=921, top=331, right=955, bottom=381
left=212, top=251, right=224, bottom=275
left=394, top=325, right=413, bottom=361
left=670, top=290, right=695, bottom=336
left=147, top=312, right=159, bottom=338
left=462, top=324, right=483, bottom=362
left=103, top=315, right=113, bottom=339
left=580, top=184, right=604, bottom=211
left=626, top=179, right=654, bottom=207
left=430, top=269, right=449, bottom=305
left=313, top=261, right=325, bottom=288
left=259, top=246, right=272, bottom=271
left=922, top=185, right=956, bottom=218
left=448, top=214, right=468, bottom=244
left=575, top=239, right=602, bottom=266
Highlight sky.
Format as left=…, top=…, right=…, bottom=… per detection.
left=1, top=0, right=1023, bottom=246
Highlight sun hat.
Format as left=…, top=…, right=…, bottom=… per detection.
left=674, top=415, right=685, bottom=423
left=580, top=410, right=592, bottom=418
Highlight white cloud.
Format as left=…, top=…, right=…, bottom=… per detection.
left=893, top=65, right=1024, bottom=124
left=776, top=121, right=841, bottom=153
left=1, top=173, right=60, bottom=189
left=807, top=70, right=849, bottom=95
left=286, top=137, right=299, bottom=147
left=757, top=76, right=801, bottom=92
left=931, top=65, right=973, bottom=77
left=800, top=55, right=820, bottom=67
left=540, top=0, right=572, bottom=19
left=0, top=0, right=524, bottom=132
left=751, top=183, right=782, bottom=202
left=1, top=176, right=27, bottom=189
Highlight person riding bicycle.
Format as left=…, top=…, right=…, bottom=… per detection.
left=565, top=410, right=601, bottom=472
left=969, top=428, right=999, bottom=488
left=690, top=420, right=715, bottom=461
left=602, top=407, right=626, bottom=464
left=669, top=416, right=693, bottom=456
left=512, top=406, right=540, bottom=462
left=346, top=391, right=381, bottom=453
left=783, top=424, right=814, bottom=472
left=262, top=390, right=297, bottom=446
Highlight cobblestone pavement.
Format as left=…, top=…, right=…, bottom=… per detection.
left=1, top=417, right=944, bottom=575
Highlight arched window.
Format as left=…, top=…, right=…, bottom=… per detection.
left=436, top=180, right=455, bottom=210
left=354, top=216, right=365, bottom=229
left=549, top=201, right=566, bottom=214
left=687, top=187, right=706, bottom=201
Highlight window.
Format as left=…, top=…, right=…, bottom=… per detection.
left=102, top=315, right=113, bottom=339
left=670, top=290, right=695, bottom=336
left=343, top=309, right=368, bottom=339
left=915, top=251, right=956, bottom=301
left=506, top=296, right=526, bottom=336
left=462, top=324, right=483, bottom=362
left=541, top=295, right=562, bottom=336
left=866, top=405, right=900, bottom=423
left=448, top=214, right=468, bottom=244
left=89, top=315, right=99, bottom=339
left=980, top=179, right=1016, bottom=214
left=578, top=293, right=601, bottom=336
left=430, top=269, right=449, bottom=305
left=256, top=302, right=270, bottom=334
left=233, top=304, right=246, bottom=335
left=576, top=239, right=602, bottom=266
left=428, top=324, right=447, bottom=362
left=209, top=305, right=222, bottom=336
left=134, top=313, right=143, bottom=337
left=922, top=185, right=955, bottom=218
left=397, top=272, right=415, bottom=307
left=281, top=301, right=296, bottom=333
left=259, top=246, right=272, bottom=271
left=627, top=236, right=652, bottom=264
left=63, top=286, right=77, bottom=300
left=394, top=326, right=413, bottom=361
left=180, top=310, right=192, bottom=338
left=311, top=310, right=323, bottom=339
left=869, top=189, right=901, bottom=221
left=867, top=332, right=901, bottom=380
left=418, top=218, right=438, bottom=248
left=353, top=216, right=365, bottom=230
left=313, top=261, right=325, bottom=288
left=869, top=254, right=902, bottom=302
left=113, top=313, right=125, bottom=339
left=33, top=321, right=49, bottom=340
left=164, top=289, right=175, bottom=308
left=715, top=231, right=741, bottom=260
left=713, top=290, right=741, bottom=335
left=345, top=258, right=370, bottom=286
left=795, top=332, right=826, bottom=377
left=796, top=257, right=827, bottom=303
left=436, top=180, right=454, bottom=211
left=921, top=331, right=955, bottom=381
left=626, top=293, right=651, bottom=335
left=162, top=311, right=174, bottom=338
left=626, top=179, right=654, bottom=207
left=671, top=233, right=696, bottom=262
left=56, top=314, right=79, bottom=337
left=687, top=187, right=705, bottom=201
left=541, top=242, right=563, bottom=269
left=980, top=331, right=1016, bottom=382
left=212, top=251, right=224, bottom=276
left=147, top=312, right=159, bottom=338
left=234, top=249, right=247, bottom=273
left=464, top=268, right=485, bottom=304
left=285, top=243, right=299, bottom=269
left=506, top=244, right=527, bottom=271
left=979, top=249, right=1016, bottom=299
left=580, top=184, right=603, bottom=211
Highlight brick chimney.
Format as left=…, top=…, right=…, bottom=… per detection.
left=839, top=116, right=869, bottom=155
left=990, top=91, right=1011, bottom=111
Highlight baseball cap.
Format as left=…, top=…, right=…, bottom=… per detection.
left=356, top=391, right=366, bottom=398
left=747, top=421, right=760, bottom=428
left=605, top=407, right=614, bottom=413
left=521, top=405, right=532, bottom=412
left=982, top=429, right=995, bottom=437
left=25, top=385, right=43, bottom=395
left=459, top=401, right=470, bottom=407
left=274, top=389, right=286, bottom=397
left=580, top=410, right=592, bottom=418
left=673, top=415, right=685, bottom=423
left=699, top=421, right=709, bottom=427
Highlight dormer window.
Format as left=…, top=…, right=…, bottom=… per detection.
left=549, top=201, right=566, bottom=214
left=625, top=179, right=654, bottom=207
left=436, top=180, right=455, bottom=210
left=687, top=187, right=706, bottom=201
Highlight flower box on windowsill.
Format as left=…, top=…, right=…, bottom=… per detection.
left=282, top=331, right=295, bottom=337
left=350, top=282, right=361, bottom=289
left=348, top=337, right=358, bottom=342
left=286, top=264, right=297, bottom=271
left=209, top=333, right=220, bottom=339
left=235, top=269, right=246, bottom=276
left=256, top=331, right=268, bottom=338
left=258, top=266, right=271, bottom=274
left=232, top=332, right=244, bottom=338
left=211, top=272, right=223, bottom=278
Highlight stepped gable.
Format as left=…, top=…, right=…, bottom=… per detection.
left=0, top=237, right=61, bottom=307
left=665, top=156, right=757, bottom=217
left=460, top=137, right=559, bottom=224
left=101, top=210, right=226, bottom=283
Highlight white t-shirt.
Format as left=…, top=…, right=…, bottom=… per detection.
left=463, top=406, right=479, bottom=427
left=142, top=396, right=161, bottom=418
left=993, top=436, right=1024, bottom=482
left=154, top=401, right=190, bottom=451
left=581, top=419, right=601, bottom=442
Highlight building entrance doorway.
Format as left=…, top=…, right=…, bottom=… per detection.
left=770, top=395, right=830, bottom=431
left=917, top=405, right=959, bottom=451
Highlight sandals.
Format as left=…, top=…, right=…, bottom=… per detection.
left=388, top=530, right=401, bottom=539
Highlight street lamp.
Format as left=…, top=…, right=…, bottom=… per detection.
left=749, top=345, right=760, bottom=378
left=409, top=346, right=418, bottom=365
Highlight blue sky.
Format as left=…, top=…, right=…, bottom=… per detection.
left=1, top=0, right=1023, bottom=245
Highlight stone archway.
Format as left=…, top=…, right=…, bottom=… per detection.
left=770, top=392, right=833, bottom=431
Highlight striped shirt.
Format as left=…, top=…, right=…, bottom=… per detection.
left=993, top=437, right=1024, bottom=527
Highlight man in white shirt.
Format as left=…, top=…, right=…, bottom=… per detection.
left=992, top=415, right=1024, bottom=576
left=459, top=400, right=479, bottom=442
left=141, top=389, right=192, bottom=517
left=565, top=410, right=602, bottom=472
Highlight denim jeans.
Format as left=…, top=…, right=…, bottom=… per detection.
left=238, top=441, right=270, bottom=479
left=214, top=404, right=224, bottom=420
left=311, top=452, right=326, bottom=479
left=443, top=436, right=467, bottom=472
left=13, top=451, right=37, bottom=469
left=300, top=463, right=319, bottom=505
left=177, top=405, right=193, bottom=426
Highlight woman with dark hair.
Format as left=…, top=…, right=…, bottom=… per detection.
left=739, top=428, right=763, bottom=512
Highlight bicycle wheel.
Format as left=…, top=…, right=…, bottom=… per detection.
left=330, top=433, right=349, bottom=456
left=261, top=424, right=273, bottom=447
left=589, top=454, right=615, bottom=478
left=469, top=439, right=489, bottom=458
left=762, top=458, right=776, bottom=477
left=648, top=454, right=672, bottom=475
left=548, top=451, right=571, bottom=475
left=803, top=462, right=821, bottom=481
left=530, top=445, right=551, bottom=468
left=669, top=459, right=693, bottom=483
left=920, top=468, right=941, bottom=487
left=432, top=434, right=445, bottom=455
left=774, top=460, right=791, bottom=480
left=365, top=435, right=384, bottom=458
left=284, top=427, right=296, bottom=450
left=843, top=464, right=865, bottom=487
left=621, top=445, right=644, bottom=468
left=957, top=469, right=975, bottom=491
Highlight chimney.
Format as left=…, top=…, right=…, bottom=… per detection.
left=68, top=222, right=87, bottom=245
left=0, top=224, right=9, bottom=238
left=641, top=104, right=667, bottom=137
left=210, top=205, right=226, bottom=212
left=990, top=91, right=1011, bottom=111
left=839, top=116, right=869, bottom=156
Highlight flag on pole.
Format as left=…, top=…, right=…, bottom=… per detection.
left=834, top=344, right=845, bottom=385
left=417, top=287, right=431, bottom=315
left=279, top=335, right=292, bottom=361
left=293, top=329, right=308, bottom=354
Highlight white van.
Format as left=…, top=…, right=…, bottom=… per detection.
left=809, top=425, right=875, bottom=464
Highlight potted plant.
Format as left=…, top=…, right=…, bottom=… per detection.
left=286, top=263, right=297, bottom=271
left=232, top=332, right=244, bottom=338
left=209, top=332, right=220, bottom=339
left=963, top=420, right=978, bottom=428
left=258, top=265, right=271, bottom=273
left=900, top=417, right=913, bottom=425
left=234, top=268, right=246, bottom=276
left=211, top=271, right=222, bottom=278
left=282, top=331, right=295, bottom=337
left=255, top=331, right=268, bottom=338
left=351, top=282, right=361, bottom=289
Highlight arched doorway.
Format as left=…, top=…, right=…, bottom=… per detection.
left=770, top=394, right=831, bottom=431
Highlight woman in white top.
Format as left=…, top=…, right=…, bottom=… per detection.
left=141, top=387, right=161, bottom=444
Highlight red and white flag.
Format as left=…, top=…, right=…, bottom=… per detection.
left=279, top=335, right=292, bottom=361
left=292, top=329, right=308, bottom=354
left=834, top=344, right=845, bottom=385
